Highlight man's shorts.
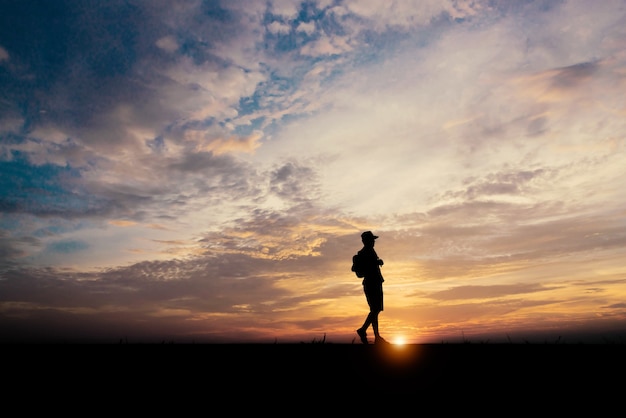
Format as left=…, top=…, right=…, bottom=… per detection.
left=364, top=281, right=383, bottom=312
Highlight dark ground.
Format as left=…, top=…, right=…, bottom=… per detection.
left=7, top=342, right=624, bottom=411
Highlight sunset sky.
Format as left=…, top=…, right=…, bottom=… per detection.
left=1, top=0, right=625, bottom=344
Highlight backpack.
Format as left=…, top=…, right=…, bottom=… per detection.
left=351, top=253, right=365, bottom=278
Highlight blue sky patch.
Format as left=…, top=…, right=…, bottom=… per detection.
left=46, top=239, right=89, bottom=254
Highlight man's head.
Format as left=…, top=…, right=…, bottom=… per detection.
left=361, top=231, right=378, bottom=243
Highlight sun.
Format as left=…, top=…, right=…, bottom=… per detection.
left=392, top=336, right=406, bottom=346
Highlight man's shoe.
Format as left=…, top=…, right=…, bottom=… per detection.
left=375, top=336, right=389, bottom=345
left=356, top=328, right=368, bottom=344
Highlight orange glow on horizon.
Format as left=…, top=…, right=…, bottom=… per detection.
left=393, top=336, right=406, bottom=346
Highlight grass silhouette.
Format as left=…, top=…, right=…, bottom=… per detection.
left=112, top=331, right=625, bottom=345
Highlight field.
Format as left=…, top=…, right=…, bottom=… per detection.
left=9, top=341, right=623, bottom=411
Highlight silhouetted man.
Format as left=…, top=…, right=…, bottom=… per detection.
left=356, top=231, right=388, bottom=344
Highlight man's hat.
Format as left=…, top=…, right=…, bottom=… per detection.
left=361, top=231, right=378, bottom=240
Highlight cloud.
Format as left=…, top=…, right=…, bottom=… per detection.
left=155, top=36, right=179, bottom=53
left=268, top=0, right=300, bottom=20
left=1, top=0, right=626, bottom=343
left=267, top=21, right=291, bottom=35
left=342, top=0, right=473, bottom=31
left=300, top=34, right=353, bottom=56
left=428, top=283, right=553, bottom=301
left=184, top=130, right=263, bottom=155
left=296, top=21, right=316, bottom=35
left=269, top=161, right=320, bottom=202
